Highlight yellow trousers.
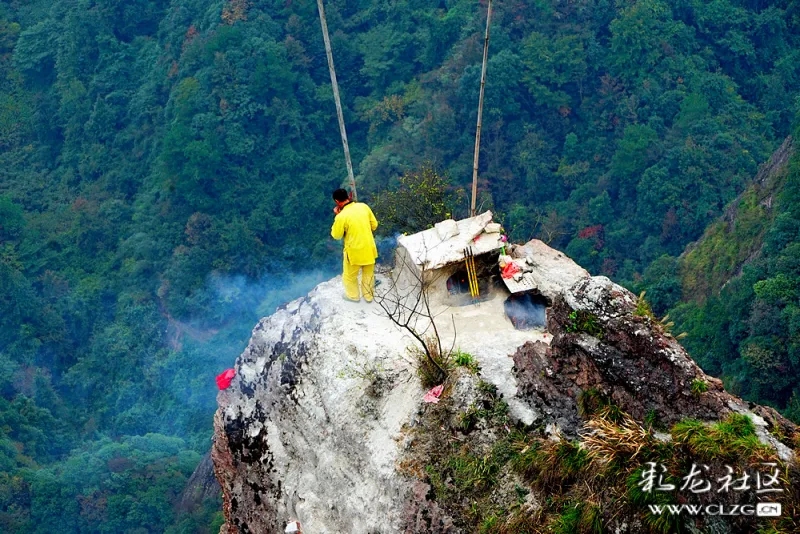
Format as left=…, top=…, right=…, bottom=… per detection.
left=343, top=256, right=375, bottom=302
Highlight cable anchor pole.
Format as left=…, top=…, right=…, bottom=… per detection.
left=317, top=0, right=357, bottom=201
left=470, top=0, right=493, bottom=217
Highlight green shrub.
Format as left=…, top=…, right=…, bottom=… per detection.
left=566, top=310, right=604, bottom=339
left=551, top=500, right=604, bottom=534
left=672, top=414, right=773, bottom=462
left=626, top=469, right=681, bottom=534
left=452, top=349, right=480, bottom=373
left=644, top=409, right=665, bottom=431
left=634, top=291, right=655, bottom=318
left=577, top=388, right=623, bottom=422
left=690, top=378, right=709, bottom=396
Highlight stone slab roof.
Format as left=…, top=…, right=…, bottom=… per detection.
left=396, top=211, right=504, bottom=270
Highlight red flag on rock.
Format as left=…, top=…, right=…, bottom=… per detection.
left=216, top=369, right=236, bottom=390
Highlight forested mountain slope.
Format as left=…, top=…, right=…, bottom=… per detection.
left=679, top=136, right=794, bottom=303
left=1, top=0, right=799, bottom=531
left=667, top=133, right=800, bottom=422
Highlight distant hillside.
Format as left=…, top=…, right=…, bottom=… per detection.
left=680, top=136, right=794, bottom=302
left=666, top=133, right=800, bottom=422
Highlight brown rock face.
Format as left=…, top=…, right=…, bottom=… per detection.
left=512, top=276, right=797, bottom=445
left=212, top=408, right=241, bottom=534
left=178, top=451, right=221, bottom=514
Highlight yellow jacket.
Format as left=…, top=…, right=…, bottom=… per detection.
left=331, top=202, right=379, bottom=266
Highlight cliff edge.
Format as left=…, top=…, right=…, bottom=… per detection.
left=212, top=238, right=798, bottom=533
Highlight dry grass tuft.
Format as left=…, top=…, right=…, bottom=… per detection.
left=514, top=433, right=591, bottom=491
left=494, top=507, right=547, bottom=534
left=583, top=406, right=654, bottom=466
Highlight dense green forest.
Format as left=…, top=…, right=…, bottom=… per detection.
left=1, top=0, right=800, bottom=531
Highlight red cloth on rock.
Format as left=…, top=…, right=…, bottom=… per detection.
left=501, top=262, right=521, bottom=279
left=216, top=369, right=236, bottom=390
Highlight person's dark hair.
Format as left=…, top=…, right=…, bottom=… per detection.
left=332, top=188, right=349, bottom=202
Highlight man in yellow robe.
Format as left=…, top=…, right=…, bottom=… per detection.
left=330, top=188, right=379, bottom=302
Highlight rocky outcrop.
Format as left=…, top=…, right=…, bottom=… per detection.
left=509, top=239, right=589, bottom=302
left=212, top=239, right=797, bottom=534
left=178, top=452, right=221, bottom=513
left=213, top=282, right=425, bottom=533
left=512, top=275, right=796, bottom=460
left=752, top=135, right=793, bottom=189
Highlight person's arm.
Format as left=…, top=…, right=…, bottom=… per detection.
left=331, top=213, right=345, bottom=240
left=368, top=206, right=378, bottom=232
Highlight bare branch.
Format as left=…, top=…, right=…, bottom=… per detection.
left=374, top=241, right=457, bottom=382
